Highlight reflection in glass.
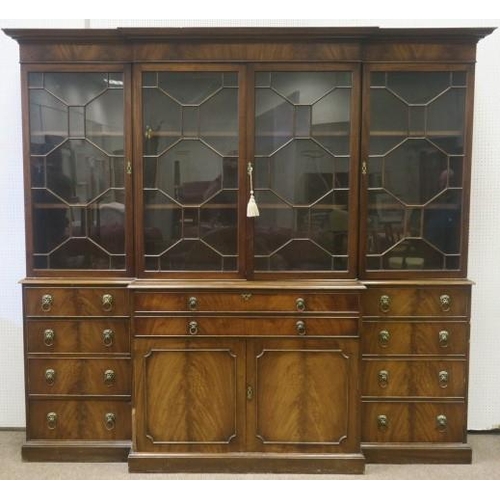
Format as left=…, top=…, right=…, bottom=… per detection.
left=28, top=72, right=126, bottom=270
left=254, top=71, right=352, bottom=272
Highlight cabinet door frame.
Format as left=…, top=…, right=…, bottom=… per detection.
left=21, top=63, right=134, bottom=277
left=133, top=62, right=249, bottom=279
left=359, top=62, right=476, bottom=279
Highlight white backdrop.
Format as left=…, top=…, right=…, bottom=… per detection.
left=1, top=18, right=499, bottom=430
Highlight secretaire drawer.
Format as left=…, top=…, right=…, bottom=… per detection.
left=27, top=358, right=131, bottom=396
left=27, top=399, right=131, bottom=441
left=24, top=287, right=129, bottom=317
left=134, top=316, right=359, bottom=337
left=362, top=321, right=468, bottom=356
left=361, top=401, right=467, bottom=443
left=26, top=319, right=130, bottom=354
left=362, top=359, right=466, bottom=398
left=133, top=291, right=359, bottom=313
left=362, top=286, right=470, bottom=317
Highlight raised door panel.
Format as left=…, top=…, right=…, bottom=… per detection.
left=133, top=338, right=246, bottom=453
left=247, top=338, right=360, bottom=453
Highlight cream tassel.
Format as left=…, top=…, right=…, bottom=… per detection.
left=246, top=162, right=260, bottom=217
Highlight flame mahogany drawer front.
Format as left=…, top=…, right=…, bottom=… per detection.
left=362, top=359, right=466, bottom=398
left=134, top=292, right=360, bottom=313
left=27, top=399, right=131, bottom=440
left=362, top=321, right=468, bottom=356
left=26, top=319, right=130, bottom=354
left=27, top=358, right=131, bottom=396
left=134, top=316, right=359, bottom=337
left=24, top=287, right=129, bottom=317
left=363, top=287, right=470, bottom=317
left=361, top=401, right=467, bottom=443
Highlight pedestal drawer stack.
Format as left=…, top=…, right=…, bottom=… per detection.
left=22, top=280, right=132, bottom=461
left=360, top=282, right=472, bottom=463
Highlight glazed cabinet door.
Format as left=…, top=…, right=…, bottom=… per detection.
left=133, top=338, right=246, bottom=453
left=246, top=338, right=360, bottom=454
left=360, top=65, right=474, bottom=278
left=24, top=66, right=133, bottom=275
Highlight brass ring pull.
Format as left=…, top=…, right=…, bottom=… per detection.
left=296, top=320, right=306, bottom=336
left=102, top=294, right=114, bottom=312
left=438, top=370, right=449, bottom=388
left=44, top=368, right=56, bottom=386
left=296, top=298, right=306, bottom=312
left=438, top=330, right=449, bottom=348
left=378, top=329, right=390, bottom=348
left=188, top=321, right=198, bottom=335
left=102, top=329, right=114, bottom=347
left=41, top=294, right=53, bottom=312
left=46, top=411, right=57, bottom=430
left=379, top=294, right=391, bottom=313
left=104, top=412, right=116, bottom=431
left=436, top=414, right=447, bottom=432
left=43, top=328, right=55, bottom=347
left=104, top=369, right=115, bottom=386
left=377, top=414, right=389, bottom=431
left=440, top=294, right=451, bottom=312
left=188, top=296, right=198, bottom=311
left=378, top=369, right=389, bottom=388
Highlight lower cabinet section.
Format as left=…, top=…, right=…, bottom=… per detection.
left=130, top=337, right=364, bottom=472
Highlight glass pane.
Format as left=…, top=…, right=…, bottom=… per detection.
left=160, top=240, right=223, bottom=271
left=44, top=73, right=108, bottom=106
left=386, top=72, right=450, bottom=104
left=158, top=72, right=222, bottom=104
left=69, top=107, right=85, bottom=137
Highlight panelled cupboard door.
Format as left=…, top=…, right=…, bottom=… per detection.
left=359, top=65, right=475, bottom=279
left=23, top=65, right=133, bottom=276
left=246, top=338, right=360, bottom=453
left=133, top=338, right=246, bottom=453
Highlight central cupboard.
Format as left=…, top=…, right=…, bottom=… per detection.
left=5, top=26, right=494, bottom=473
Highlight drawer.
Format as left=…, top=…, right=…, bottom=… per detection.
left=134, top=291, right=359, bottom=313
left=361, top=401, right=467, bottom=443
left=362, top=360, right=466, bottom=397
left=134, top=316, right=359, bottom=337
left=363, top=286, right=470, bottom=317
left=362, top=321, right=468, bottom=356
left=27, top=399, right=131, bottom=440
left=26, top=319, right=130, bottom=354
left=24, top=287, right=129, bottom=317
left=27, top=358, right=131, bottom=396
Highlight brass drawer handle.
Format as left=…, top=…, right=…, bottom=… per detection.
left=46, top=411, right=57, bottom=430
left=188, top=296, right=198, bottom=311
left=43, top=328, right=55, bottom=347
left=44, top=368, right=56, bottom=386
left=102, top=329, right=114, bottom=347
left=296, top=298, right=306, bottom=312
left=440, top=294, right=451, bottom=312
left=41, top=294, right=53, bottom=312
left=102, top=293, right=114, bottom=312
left=438, top=330, right=449, bottom=348
left=104, top=412, right=116, bottom=431
left=296, top=320, right=306, bottom=336
left=377, top=414, right=389, bottom=431
left=436, top=414, right=448, bottom=432
left=188, top=321, right=198, bottom=335
left=378, top=369, right=389, bottom=388
left=378, top=329, right=390, bottom=348
left=104, top=369, right=115, bottom=386
left=379, top=294, right=391, bottom=313
left=438, top=370, right=449, bottom=388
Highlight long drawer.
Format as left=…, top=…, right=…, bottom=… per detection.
left=134, top=291, right=359, bottom=313
left=27, top=399, right=131, bottom=440
left=25, top=287, right=129, bottom=317
left=362, top=359, right=466, bottom=398
left=27, top=358, right=131, bottom=395
left=362, top=321, right=468, bottom=356
left=362, top=401, right=467, bottom=443
left=134, top=316, right=359, bottom=337
left=26, top=319, right=130, bottom=354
